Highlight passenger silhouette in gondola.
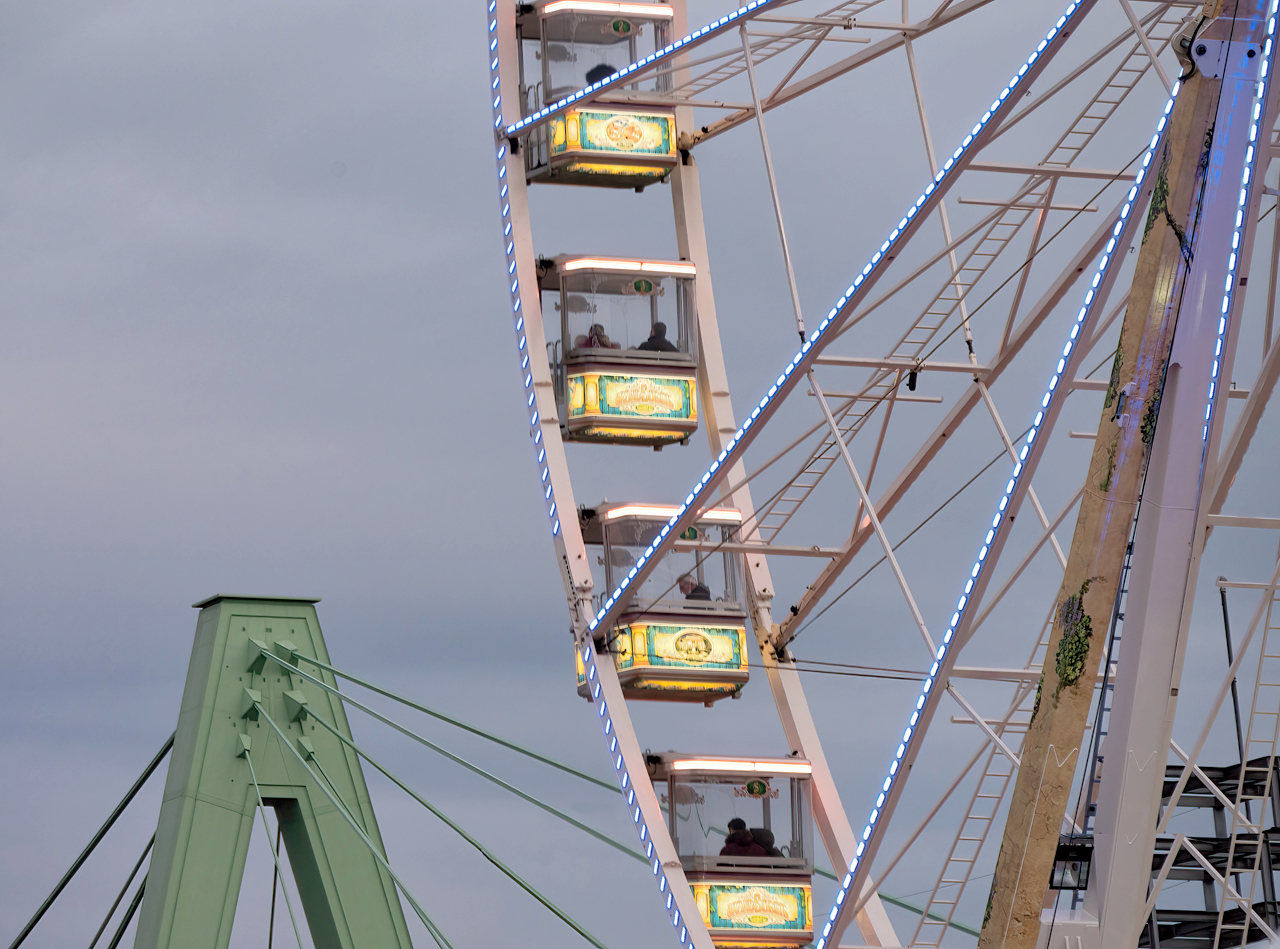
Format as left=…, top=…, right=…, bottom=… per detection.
left=637, top=321, right=678, bottom=352
left=586, top=63, right=616, bottom=85
left=751, top=827, right=785, bottom=857
left=575, top=323, right=619, bottom=349
left=679, top=573, right=711, bottom=600
left=720, top=818, right=767, bottom=856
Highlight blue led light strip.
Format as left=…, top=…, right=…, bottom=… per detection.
left=577, top=642, right=700, bottom=949
left=488, top=4, right=724, bottom=946
left=582, top=1, right=1097, bottom=641
left=1203, top=3, right=1278, bottom=444
left=501, top=0, right=787, bottom=137
left=488, top=1, right=565, bottom=545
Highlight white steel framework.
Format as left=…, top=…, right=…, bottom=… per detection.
left=486, top=0, right=1280, bottom=947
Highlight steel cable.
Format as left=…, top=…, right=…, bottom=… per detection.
left=262, top=651, right=643, bottom=863
left=6, top=732, right=174, bottom=949
left=258, top=702, right=610, bottom=949
left=302, top=709, right=611, bottom=949
left=255, top=705, right=456, bottom=949
left=85, top=835, right=153, bottom=949
left=243, top=754, right=307, bottom=949
left=283, top=652, right=616, bottom=792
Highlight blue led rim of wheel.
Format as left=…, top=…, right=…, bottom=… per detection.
left=1202, top=2, right=1278, bottom=444
left=502, top=0, right=790, bottom=137
left=482, top=0, right=1273, bottom=944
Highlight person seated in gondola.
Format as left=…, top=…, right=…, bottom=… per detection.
left=586, top=63, right=616, bottom=85
left=679, top=573, right=711, bottom=600
left=636, top=321, right=677, bottom=352
left=574, top=323, right=620, bottom=350
left=751, top=827, right=785, bottom=857
left=720, top=818, right=767, bottom=856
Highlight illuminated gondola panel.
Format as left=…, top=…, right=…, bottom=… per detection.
left=516, top=2, right=678, bottom=187
left=651, top=753, right=815, bottom=948
left=576, top=503, right=748, bottom=702
left=540, top=256, right=698, bottom=445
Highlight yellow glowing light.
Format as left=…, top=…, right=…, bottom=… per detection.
left=670, top=758, right=813, bottom=774
left=541, top=0, right=675, bottom=17
left=576, top=425, right=688, bottom=442
left=561, top=256, right=697, bottom=276
left=605, top=504, right=741, bottom=523
left=560, top=160, right=672, bottom=178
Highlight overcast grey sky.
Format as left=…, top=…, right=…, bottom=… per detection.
left=5, top=2, right=1280, bottom=947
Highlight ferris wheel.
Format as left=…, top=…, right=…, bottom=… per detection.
left=487, top=1, right=1280, bottom=948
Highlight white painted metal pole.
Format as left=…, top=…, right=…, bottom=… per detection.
left=947, top=685, right=1021, bottom=768
left=809, top=374, right=937, bottom=659
left=780, top=192, right=1127, bottom=640
left=740, top=24, right=805, bottom=339
left=1117, top=0, right=1173, bottom=92
left=1088, top=29, right=1271, bottom=944
left=670, top=131, right=900, bottom=949
left=975, top=380, right=1068, bottom=568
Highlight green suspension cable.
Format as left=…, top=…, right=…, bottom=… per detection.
left=285, top=651, right=616, bottom=792
left=242, top=752, right=308, bottom=949
left=299, top=708, right=611, bottom=949
left=254, top=705, right=457, bottom=949
left=262, top=652, right=643, bottom=863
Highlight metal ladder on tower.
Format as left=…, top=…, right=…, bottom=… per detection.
left=1081, top=541, right=1134, bottom=840
left=908, top=604, right=1057, bottom=947
left=910, top=532, right=1135, bottom=941
left=1215, top=588, right=1280, bottom=947
left=751, top=5, right=1191, bottom=546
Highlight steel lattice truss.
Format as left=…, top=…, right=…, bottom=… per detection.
left=489, top=0, right=1280, bottom=945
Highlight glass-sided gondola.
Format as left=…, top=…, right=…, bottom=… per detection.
left=576, top=502, right=747, bottom=703
left=517, top=0, right=678, bottom=187
left=541, top=255, right=698, bottom=446
left=649, top=753, right=814, bottom=947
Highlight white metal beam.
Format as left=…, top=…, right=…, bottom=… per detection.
left=813, top=355, right=990, bottom=373
left=947, top=685, right=1021, bottom=768
left=810, top=375, right=937, bottom=659
left=687, top=0, right=998, bottom=146
left=1117, top=0, right=1174, bottom=92
left=1087, top=34, right=1272, bottom=943
left=779, top=191, right=1128, bottom=642
left=1205, top=515, right=1280, bottom=529
left=670, top=146, right=899, bottom=949
left=492, top=4, right=712, bottom=947
left=967, top=161, right=1127, bottom=180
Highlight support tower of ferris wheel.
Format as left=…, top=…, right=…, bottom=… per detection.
left=486, top=0, right=1280, bottom=946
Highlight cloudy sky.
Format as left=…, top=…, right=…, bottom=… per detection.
left=5, top=2, right=1280, bottom=948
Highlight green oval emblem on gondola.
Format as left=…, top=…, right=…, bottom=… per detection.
left=680, top=526, right=699, bottom=540
left=611, top=18, right=633, bottom=36
left=632, top=278, right=654, bottom=294
left=674, top=630, right=713, bottom=662
left=745, top=779, right=768, bottom=798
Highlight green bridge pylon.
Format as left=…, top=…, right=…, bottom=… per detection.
left=134, top=595, right=413, bottom=949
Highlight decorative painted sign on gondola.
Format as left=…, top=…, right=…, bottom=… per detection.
left=735, top=781, right=781, bottom=800
left=543, top=108, right=677, bottom=187
left=549, top=109, right=674, bottom=158
left=626, top=624, right=743, bottom=668
left=565, top=370, right=697, bottom=436
left=575, top=622, right=748, bottom=701
left=692, top=883, right=813, bottom=937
